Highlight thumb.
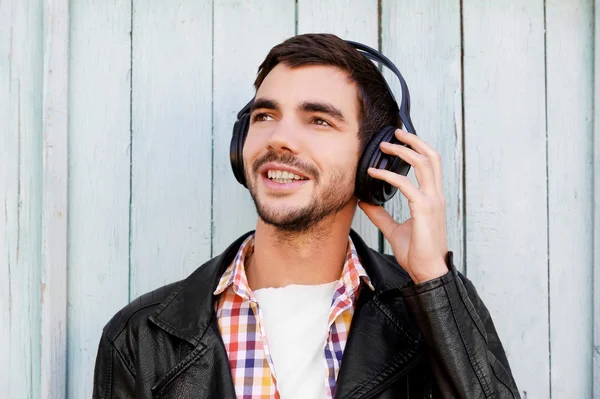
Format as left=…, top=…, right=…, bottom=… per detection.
left=358, top=200, right=397, bottom=238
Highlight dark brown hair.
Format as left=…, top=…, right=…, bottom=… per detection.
left=253, top=33, right=400, bottom=152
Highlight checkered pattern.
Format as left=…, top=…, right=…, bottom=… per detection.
left=214, top=234, right=374, bottom=399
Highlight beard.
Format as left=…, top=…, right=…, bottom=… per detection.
left=245, top=151, right=355, bottom=233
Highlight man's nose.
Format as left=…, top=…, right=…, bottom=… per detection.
left=265, top=117, right=301, bottom=153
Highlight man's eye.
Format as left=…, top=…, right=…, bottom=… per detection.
left=312, top=117, right=331, bottom=127
left=252, top=113, right=273, bottom=122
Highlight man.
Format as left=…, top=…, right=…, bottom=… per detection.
left=93, top=34, right=520, bottom=398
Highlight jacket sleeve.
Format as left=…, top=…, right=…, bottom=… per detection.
left=92, top=329, right=136, bottom=398
left=399, top=252, right=521, bottom=399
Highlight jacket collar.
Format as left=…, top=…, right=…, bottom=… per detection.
left=148, top=231, right=254, bottom=347
left=148, top=229, right=425, bottom=396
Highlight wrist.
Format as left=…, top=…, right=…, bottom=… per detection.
left=412, top=266, right=448, bottom=284
left=411, top=254, right=451, bottom=284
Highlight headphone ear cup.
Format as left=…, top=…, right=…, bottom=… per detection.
left=356, top=125, right=410, bottom=205
left=230, top=113, right=250, bottom=187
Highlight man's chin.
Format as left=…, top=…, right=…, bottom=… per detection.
left=257, top=214, right=317, bottom=233
left=257, top=207, right=307, bottom=224
left=254, top=203, right=316, bottom=229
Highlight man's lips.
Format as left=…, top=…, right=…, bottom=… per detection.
left=257, top=162, right=311, bottom=180
left=260, top=174, right=309, bottom=191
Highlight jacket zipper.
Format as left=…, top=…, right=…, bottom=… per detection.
left=358, top=354, right=423, bottom=399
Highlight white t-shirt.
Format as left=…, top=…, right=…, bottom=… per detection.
left=253, top=281, right=338, bottom=399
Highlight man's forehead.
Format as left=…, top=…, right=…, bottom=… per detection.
left=255, top=63, right=359, bottom=111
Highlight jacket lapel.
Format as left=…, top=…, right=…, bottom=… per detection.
left=333, top=231, right=425, bottom=398
left=147, top=232, right=254, bottom=394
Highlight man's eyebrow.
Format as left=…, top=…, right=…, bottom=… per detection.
left=250, top=98, right=280, bottom=113
left=299, top=101, right=346, bottom=122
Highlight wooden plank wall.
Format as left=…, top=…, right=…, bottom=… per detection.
left=1, top=1, right=44, bottom=398
left=40, top=0, right=69, bottom=397
left=129, top=0, right=214, bottom=298
left=546, top=0, right=594, bottom=396
left=594, top=0, right=600, bottom=394
left=463, top=1, right=550, bottom=396
left=0, top=1, right=597, bottom=398
left=67, top=1, right=131, bottom=397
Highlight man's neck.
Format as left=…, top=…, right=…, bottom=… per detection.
left=246, top=204, right=357, bottom=290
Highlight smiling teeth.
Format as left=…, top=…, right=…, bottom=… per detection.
left=267, top=169, right=307, bottom=184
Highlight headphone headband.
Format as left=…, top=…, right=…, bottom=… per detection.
left=345, top=41, right=414, bottom=134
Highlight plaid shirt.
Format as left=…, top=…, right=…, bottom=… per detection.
left=214, top=234, right=374, bottom=399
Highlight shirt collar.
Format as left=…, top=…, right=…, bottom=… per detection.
left=213, top=234, right=255, bottom=300
left=213, top=233, right=374, bottom=298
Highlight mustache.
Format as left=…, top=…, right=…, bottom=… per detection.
left=252, top=151, right=320, bottom=183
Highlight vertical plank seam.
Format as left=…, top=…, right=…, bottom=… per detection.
left=459, top=0, right=466, bottom=275
left=377, top=0, right=382, bottom=55
left=543, top=0, right=552, bottom=396
left=210, top=0, right=215, bottom=258
left=594, top=0, right=599, bottom=395
left=128, top=0, right=134, bottom=302
left=294, top=0, right=298, bottom=35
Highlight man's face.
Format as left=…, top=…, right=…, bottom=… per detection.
left=243, top=63, right=361, bottom=232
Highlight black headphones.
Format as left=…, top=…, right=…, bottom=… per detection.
left=230, top=40, right=416, bottom=205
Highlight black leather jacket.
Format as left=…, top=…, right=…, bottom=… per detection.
left=93, top=230, right=520, bottom=398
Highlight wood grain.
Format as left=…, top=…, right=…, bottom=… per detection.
left=130, top=0, right=213, bottom=298
left=40, top=0, right=69, bottom=397
left=67, top=0, right=131, bottom=397
left=381, top=0, right=464, bottom=273
left=594, top=0, right=600, bottom=395
left=546, top=0, right=594, bottom=396
left=212, top=0, right=295, bottom=254
left=463, top=0, right=549, bottom=395
left=297, top=0, right=380, bottom=250
left=0, top=0, right=43, bottom=397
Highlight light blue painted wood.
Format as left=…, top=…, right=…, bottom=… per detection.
left=40, top=0, right=69, bottom=396
left=211, top=0, right=296, bottom=255
left=381, top=0, right=464, bottom=273
left=0, top=1, right=43, bottom=398
left=0, top=0, right=15, bottom=392
left=129, top=0, right=213, bottom=299
left=594, top=1, right=600, bottom=395
left=463, top=1, right=549, bottom=396
left=546, top=0, right=594, bottom=396
left=297, top=0, right=380, bottom=250
left=67, top=1, right=131, bottom=397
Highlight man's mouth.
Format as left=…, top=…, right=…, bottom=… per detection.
left=264, top=169, right=309, bottom=184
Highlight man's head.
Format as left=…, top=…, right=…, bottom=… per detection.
left=242, top=34, right=400, bottom=233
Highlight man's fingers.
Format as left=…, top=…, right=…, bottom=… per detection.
left=393, top=129, right=444, bottom=194
left=367, top=167, right=422, bottom=202
left=379, top=141, right=437, bottom=195
left=357, top=200, right=398, bottom=239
